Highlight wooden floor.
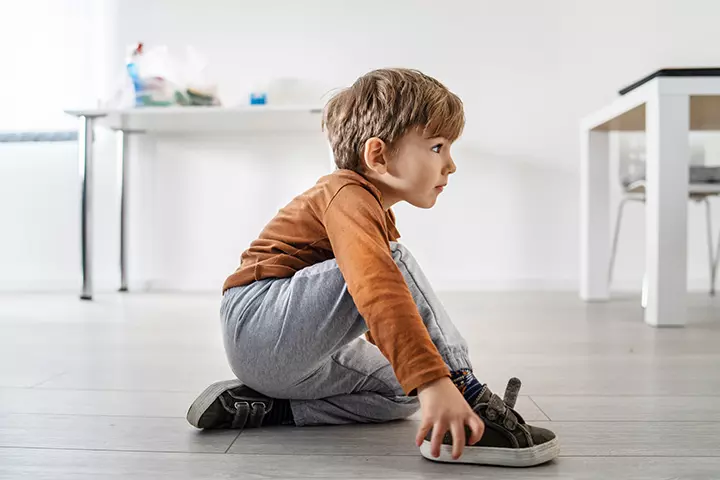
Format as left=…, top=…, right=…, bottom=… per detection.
left=1, top=292, right=719, bottom=479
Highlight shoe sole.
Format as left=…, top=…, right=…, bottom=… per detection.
left=186, top=379, right=243, bottom=429
left=420, top=437, right=560, bottom=467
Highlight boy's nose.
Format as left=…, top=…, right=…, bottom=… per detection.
left=446, top=157, right=457, bottom=175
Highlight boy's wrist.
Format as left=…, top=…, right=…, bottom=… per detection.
left=417, top=376, right=452, bottom=394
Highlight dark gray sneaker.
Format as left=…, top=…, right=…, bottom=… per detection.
left=420, top=378, right=560, bottom=467
left=186, top=380, right=278, bottom=429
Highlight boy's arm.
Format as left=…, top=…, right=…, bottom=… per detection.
left=324, top=185, right=449, bottom=394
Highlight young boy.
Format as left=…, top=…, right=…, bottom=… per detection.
left=187, top=68, right=559, bottom=467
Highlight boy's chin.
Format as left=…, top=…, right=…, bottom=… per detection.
left=406, top=196, right=438, bottom=209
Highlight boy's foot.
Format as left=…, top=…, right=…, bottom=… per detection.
left=420, top=378, right=559, bottom=467
left=186, top=379, right=293, bottom=429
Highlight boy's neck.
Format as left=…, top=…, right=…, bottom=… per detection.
left=360, top=171, right=401, bottom=211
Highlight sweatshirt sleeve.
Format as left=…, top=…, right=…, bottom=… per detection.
left=323, top=185, right=449, bottom=394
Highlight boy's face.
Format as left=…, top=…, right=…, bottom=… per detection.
left=381, top=129, right=457, bottom=209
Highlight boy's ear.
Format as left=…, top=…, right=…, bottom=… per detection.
left=362, top=137, right=388, bottom=174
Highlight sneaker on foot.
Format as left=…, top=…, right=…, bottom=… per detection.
left=186, top=379, right=285, bottom=429
left=420, top=378, right=559, bottom=467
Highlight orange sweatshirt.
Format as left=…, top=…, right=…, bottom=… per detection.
left=223, top=169, right=449, bottom=394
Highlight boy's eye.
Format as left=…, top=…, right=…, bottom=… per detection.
left=432, top=144, right=443, bottom=153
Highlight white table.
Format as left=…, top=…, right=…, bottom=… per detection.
left=580, top=77, right=720, bottom=326
left=65, top=106, right=324, bottom=300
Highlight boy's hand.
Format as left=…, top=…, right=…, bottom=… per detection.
left=415, top=377, right=485, bottom=460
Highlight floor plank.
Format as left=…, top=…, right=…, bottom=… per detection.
left=0, top=366, right=66, bottom=389
left=0, top=388, right=200, bottom=418
left=2, top=448, right=720, bottom=480
left=472, top=354, right=720, bottom=396
left=531, top=395, right=720, bottom=422
left=227, top=421, right=420, bottom=456
left=0, top=414, right=237, bottom=453
left=536, top=421, right=720, bottom=457
left=33, top=363, right=236, bottom=392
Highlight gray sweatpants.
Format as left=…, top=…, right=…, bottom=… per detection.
left=220, top=242, right=471, bottom=426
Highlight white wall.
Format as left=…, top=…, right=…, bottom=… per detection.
left=0, top=0, right=115, bottom=292
left=2, top=0, right=720, bottom=293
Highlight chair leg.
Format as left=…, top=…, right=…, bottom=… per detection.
left=714, top=232, right=720, bottom=297
left=608, top=198, right=630, bottom=291
left=712, top=199, right=720, bottom=297
left=703, top=198, right=716, bottom=296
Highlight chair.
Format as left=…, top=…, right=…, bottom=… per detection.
left=608, top=165, right=720, bottom=300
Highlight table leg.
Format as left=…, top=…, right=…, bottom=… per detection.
left=79, top=116, right=94, bottom=300
left=644, top=93, right=689, bottom=327
left=118, top=130, right=129, bottom=292
left=580, top=129, right=610, bottom=301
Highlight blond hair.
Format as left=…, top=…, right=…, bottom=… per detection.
left=322, top=68, right=465, bottom=172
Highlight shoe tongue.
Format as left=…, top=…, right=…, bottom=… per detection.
left=472, top=384, right=493, bottom=409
